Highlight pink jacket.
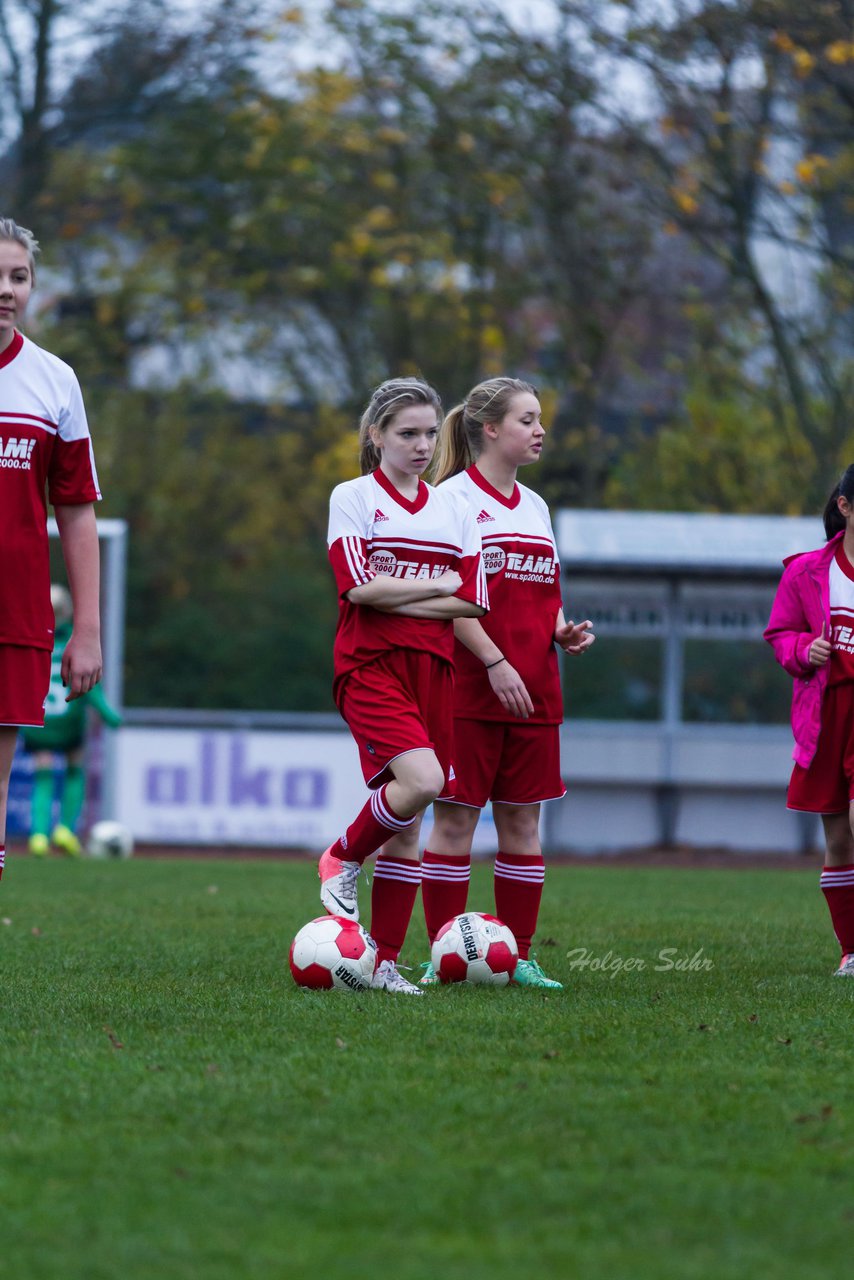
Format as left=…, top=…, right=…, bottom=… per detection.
left=763, top=531, right=843, bottom=767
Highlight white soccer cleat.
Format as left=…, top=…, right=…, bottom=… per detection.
left=371, top=959, right=425, bottom=995
left=834, top=953, right=854, bottom=977
left=319, top=848, right=361, bottom=921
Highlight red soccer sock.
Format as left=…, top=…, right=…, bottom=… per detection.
left=0, top=844, right=4, bottom=881
left=820, top=863, right=854, bottom=954
left=329, top=785, right=415, bottom=866
left=370, top=856, right=422, bottom=964
left=494, top=851, right=545, bottom=961
left=421, top=850, right=471, bottom=943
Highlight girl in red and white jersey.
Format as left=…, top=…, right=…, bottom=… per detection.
left=420, top=377, right=594, bottom=988
left=321, top=377, right=488, bottom=994
left=0, top=218, right=102, bottom=881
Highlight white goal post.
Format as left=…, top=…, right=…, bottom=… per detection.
left=48, top=516, right=128, bottom=819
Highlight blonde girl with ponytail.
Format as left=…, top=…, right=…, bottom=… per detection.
left=420, top=376, right=595, bottom=988
left=320, top=377, right=488, bottom=994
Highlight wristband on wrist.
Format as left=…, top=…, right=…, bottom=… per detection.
left=485, top=657, right=506, bottom=670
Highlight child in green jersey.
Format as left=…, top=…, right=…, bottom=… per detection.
left=20, top=585, right=121, bottom=856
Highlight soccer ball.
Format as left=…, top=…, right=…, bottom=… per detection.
left=87, top=820, right=134, bottom=860
left=431, top=912, right=519, bottom=986
left=289, top=916, right=378, bottom=992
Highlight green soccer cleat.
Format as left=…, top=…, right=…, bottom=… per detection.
left=419, top=961, right=438, bottom=986
left=512, top=957, right=564, bottom=990
left=28, top=834, right=50, bottom=857
left=51, top=824, right=82, bottom=857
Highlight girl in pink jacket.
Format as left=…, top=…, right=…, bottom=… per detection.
left=765, top=464, right=854, bottom=975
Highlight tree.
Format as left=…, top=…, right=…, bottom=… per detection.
left=600, top=0, right=854, bottom=461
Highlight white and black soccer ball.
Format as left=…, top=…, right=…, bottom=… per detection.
left=289, top=915, right=378, bottom=992
left=431, top=912, right=519, bottom=986
left=87, top=820, right=134, bottom=860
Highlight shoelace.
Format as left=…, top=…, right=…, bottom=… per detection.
left=378, top=961, right=419, bottom=992
left=339, top=861, right=361, bottom=900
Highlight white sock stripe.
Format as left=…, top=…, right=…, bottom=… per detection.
left=821, top=873, right=854, bottom=885
left=371, top=788, right=415, bottom=832
left=495, top=863, right=545, bottom=883
left=421, top=864, right=471, bottom=880
left=374, top=861, right=422, bottom=883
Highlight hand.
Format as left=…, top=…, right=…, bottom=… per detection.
left=62, top=630, right=103, bottom=701
left=433, top=569, right=463, bottom=597
left=555, top=618, right=595, bottom=655
left=809, top=621, right=832, bottom=668
left=487, top=660, right=534, bottom=720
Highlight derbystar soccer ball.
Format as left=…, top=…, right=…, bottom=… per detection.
left=87, top=820, right=134, bottom=859
left=431, top=912, right=519, bottom=986
left=289, top=916, right=378, bottom=992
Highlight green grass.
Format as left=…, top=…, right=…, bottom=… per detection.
left=0, top=854, right=851, bottom=1280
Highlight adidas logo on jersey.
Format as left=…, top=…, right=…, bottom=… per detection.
left=0, top=436, right=35, bottom=471
left=374, top=509, right=390, bottom=522
left=476, top=509, right=495, bottom=523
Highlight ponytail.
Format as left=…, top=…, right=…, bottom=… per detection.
left=431, top=376, right=537, bottom=485
left=432, top=404, right=475, bottom=484
left=823, top=464, right=854, bottom=539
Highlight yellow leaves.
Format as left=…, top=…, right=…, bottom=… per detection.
left=795, top=154, right=831, bottom=185
left=481, top=324, right=504, bottom=352
left=95, top=298, right=117, bottom=325
left=771, top=31, right=795, bottom=54
left=363, top=205, right=395, bottom=232
left=343, top=229, right=373, bottom=258
left=671, top=188, right=699, bottom=216
left=792, top=48, right=816, bottom=78
left=279, top=5, right=304, bottom=23
left=771, top=30, right=851, bottom=77
left=457, top=132, right=476, bottom=154
left=825, top=40, right=854, bottom=65
left=670, top=166, right=700, bottom=217
left=375, top=126, right=408, bottom=146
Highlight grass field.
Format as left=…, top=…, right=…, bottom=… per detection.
left=0, top=853, right=851, bottom=1280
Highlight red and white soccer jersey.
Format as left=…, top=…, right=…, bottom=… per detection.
left=441, top=466, right=563, bottom=723
left=0, top=333, right=100, bottom=650
left=327, top=467, right=487, bottom=699
left=828, top=542, right=854, bottom=688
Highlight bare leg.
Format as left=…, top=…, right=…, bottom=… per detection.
left=0, top=728, right=19, bottom=873
left=822, top=811, right=854, bottom=867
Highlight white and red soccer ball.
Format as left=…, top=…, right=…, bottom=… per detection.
left=431, top=912, right=518, bottom=986
left=289, top=915, right=377, bottom=992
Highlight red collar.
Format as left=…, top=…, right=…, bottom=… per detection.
left=0, top=331, right=24, bottom=370
left=467, top=464, right=520, bottom=510
left=373, top=466, right=429, bottom=514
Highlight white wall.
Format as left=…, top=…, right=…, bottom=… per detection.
left=113, top=721, right=817, bottom=855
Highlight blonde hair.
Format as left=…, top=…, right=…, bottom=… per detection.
left=357, top=377, right=442, bottom=475
left=0, top=217, right=39, bottom=280
left=432, top=377, right=538, bottom=484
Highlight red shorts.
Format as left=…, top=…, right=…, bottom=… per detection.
left=338, top=650, right=456, bottom=795
left=788, top=682, right=854, bottom=813
left=448, top=718, right=566, bottom=809
left=0, top=645, right=51, bottom=727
